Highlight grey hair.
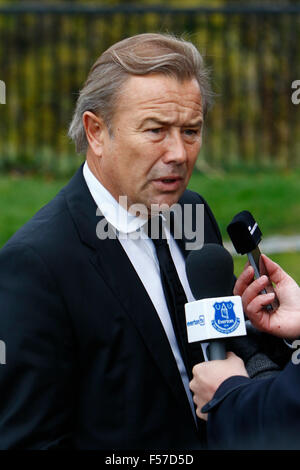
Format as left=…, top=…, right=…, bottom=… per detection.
left=68, top=33, right=213, bottom=154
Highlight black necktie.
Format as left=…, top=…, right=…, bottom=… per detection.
left=148, top=216, right=207, bottom=446
left=148, top=216, right=204, bottom=379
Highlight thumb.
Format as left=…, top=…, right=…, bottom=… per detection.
left=226, top=351, right=241, bottom=361
left=260, top=254, right=284, bottom=285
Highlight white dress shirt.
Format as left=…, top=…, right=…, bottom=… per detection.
left=83, top=161, right=208, bottom=419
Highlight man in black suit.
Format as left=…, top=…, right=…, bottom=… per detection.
left=0, top=33, right=287, bottom=449
left=190, top=255, right=300, bottom=449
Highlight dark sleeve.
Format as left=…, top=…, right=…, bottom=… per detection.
left=202, top=359, right=300, bottom=449
left=0, top=243, right=75, bottom=449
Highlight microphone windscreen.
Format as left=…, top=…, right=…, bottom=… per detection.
left=227, top=210, right=262, bottom=254
left=186, top=243, right=234, bottom=300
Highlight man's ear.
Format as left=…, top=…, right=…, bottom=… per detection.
left=82, top=111, right=107, bottom=156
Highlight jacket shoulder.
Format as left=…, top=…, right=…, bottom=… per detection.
left=179, top=189, right=223, bottom=246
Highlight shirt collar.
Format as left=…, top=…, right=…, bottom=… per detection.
left=83, top=161, right=149, bottom=234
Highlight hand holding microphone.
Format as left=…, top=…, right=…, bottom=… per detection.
left=227, top=210, right=300, bottom=337
left=184, top=243, right=248, bottom=419
left=227, top=210, right=279, bottom=311
left=186, top=213, right=295, bottom=423
left=188, top=252, right=300, bottom=420
left=189, top=352, right=248, bottom=421
left=234, top=254, right=300, bottom=339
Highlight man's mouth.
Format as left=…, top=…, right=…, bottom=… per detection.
left=152, top=176, right=184, bottom=191
left=161, top=178, right=178, bottom=183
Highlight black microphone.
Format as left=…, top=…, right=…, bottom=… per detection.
left=227, top=211, right=279, bottom=311
left=185, top=244, right=246, bottom=360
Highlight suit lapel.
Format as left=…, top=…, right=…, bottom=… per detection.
left=64, top=165, right=196, bottom=427
left=91, top=236, right=194, bottom=420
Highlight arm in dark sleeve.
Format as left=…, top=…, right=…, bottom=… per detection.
left=0, top=243, right=75, bottom=449
left=203, top=360, right=300, bottom=450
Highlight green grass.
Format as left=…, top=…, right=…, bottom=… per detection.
left=188, top=169, right=300, bottom=284
left=187, top=169, right=300, bottom=238
left=0, top=168, right=299, bottom=283
left=0, top=173, right=68, bottom=247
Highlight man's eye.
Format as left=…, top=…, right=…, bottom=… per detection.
left=184, top=129, right=198, bottom=136
left=149, top=128, right=162, bottom=134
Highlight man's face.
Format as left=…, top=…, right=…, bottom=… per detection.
left=97, top=74, right=203, bottom=212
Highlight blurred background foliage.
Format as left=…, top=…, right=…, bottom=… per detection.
left=0, top=1, right=300, bottom=176
left=0, top=1, right=300, bottom=282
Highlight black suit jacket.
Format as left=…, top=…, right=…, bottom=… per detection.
left=203, top=358, right=300, bottom=450
left=0, top=164, right=223, bottom=449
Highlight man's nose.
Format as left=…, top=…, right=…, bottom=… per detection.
left=162, top=130, right=187, bottom=164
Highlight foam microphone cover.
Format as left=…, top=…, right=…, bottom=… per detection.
left=227, top=210, right=262, bottom=254
left=186, top=243, right=235, bottom=300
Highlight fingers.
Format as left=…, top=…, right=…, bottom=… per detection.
left=191, top=352, right=247, bottom=421
left=233, top=265, right=255, bottom=296
left=236, top=272, right=276, bottom=330
left=195, top=409, right=208, bottom=421
left=226, top=351, right=237, bottom=359
left=234, top=255, right=287, bottom=299
left=234, top=265, right=271, bottom=304
left=247, top=292, right=275, bottom=316
left=226, top=351, right=247, bottom=369
left=239, top=274, right=270, bottom=310
left=189, top=368, right=208, bottom=421
left=260, top=254, right=284, bottom=285
left=261, top=254, right=297, bottom=288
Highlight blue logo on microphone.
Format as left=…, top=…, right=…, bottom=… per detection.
left=211, top=301, right=240, bottom=334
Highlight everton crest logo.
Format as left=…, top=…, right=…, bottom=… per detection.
left=211, top=301, right=240, bottom=334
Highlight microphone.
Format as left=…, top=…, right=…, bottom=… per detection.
left=227, top=211, right=279, bottom=311
left=185, top=244, right=246, bottom=360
